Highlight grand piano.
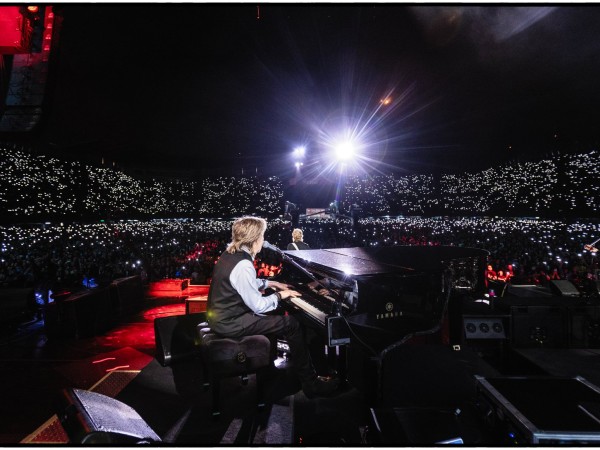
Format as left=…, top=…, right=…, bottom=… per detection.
left=271, top=245, right=489, bottom=404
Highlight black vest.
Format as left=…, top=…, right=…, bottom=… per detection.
left=287, top=241, right=310, bottom=250
left=207, top=250, right=256, bottom=336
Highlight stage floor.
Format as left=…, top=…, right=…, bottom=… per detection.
left=3, top=291, right=599, bottom=445
left=0, top=298, right=182, bottom=444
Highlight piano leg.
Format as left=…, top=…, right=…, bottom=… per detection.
left=305, top=328, right=329, bottom=374
left=304, top=327, right=347, bottom=382
left=326, top=344, right=348, bottom=388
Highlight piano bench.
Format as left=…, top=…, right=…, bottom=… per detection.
left=198, top=324, right=272, bottom=418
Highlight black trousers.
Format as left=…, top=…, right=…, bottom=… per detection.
left=221, top=313, right=317, bottom=384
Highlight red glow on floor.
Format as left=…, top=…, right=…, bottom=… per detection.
left=106, top=365, right=130, bottom=372
left=142, top=303, right=186, bottom=321
left=146, top=280, right=210, bottom=300
left=147, top=278, right=189, bottom=298
left=91, top=304, right=188, bottom=350
left=93, top=357, right=116, bottom=364
left=187, top=284, right=210, bottom=296
left=95, top=324, right=157, bottom=350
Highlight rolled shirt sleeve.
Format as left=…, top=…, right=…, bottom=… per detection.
left=230, top=259, right=278, bottom=314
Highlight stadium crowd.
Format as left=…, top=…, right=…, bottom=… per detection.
left=1, top=216, right=598, bottom=296
left=342, top=150, right=600, bottom=217
left=2, top=145, right=600, bottom=221
left=0, top=144, right=599, bottom=299
left=0, top=145, right=283, bottom=220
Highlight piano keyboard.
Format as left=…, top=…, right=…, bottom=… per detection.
left=286, top=296, right=328, bottom=325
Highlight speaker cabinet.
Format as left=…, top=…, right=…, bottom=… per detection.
left=569, top=305, right=600, bottom=348
left=45, top=288, right=112, bottom=338
left=463, top=315, right=509, bottom=340
left=109, top=276, right=144, bottom=320
left=0, top=287, right=35, bottom=324
left=154, top=313, right=206, bottom=366
left=505, top=284, right=553, bottom=298
left=511, top=305, right=567, bottom=348
left=549, top=280, right=580, bottom=297
left=58, top=388, right=161, bottom=444
left=72, top=288, right=113, bottom=338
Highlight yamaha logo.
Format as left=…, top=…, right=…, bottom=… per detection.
left=377, top=303, right=402, bottom=320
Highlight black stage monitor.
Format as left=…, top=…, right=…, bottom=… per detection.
left=58, top=388, right=161, bottom=444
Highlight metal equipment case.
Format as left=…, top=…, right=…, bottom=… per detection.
left=476, top=375, right=600, bottom=444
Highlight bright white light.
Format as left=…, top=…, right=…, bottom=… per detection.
left=294, top=162, right=303, bottom=169
left=340, top=265, right=354, bottom=275
left=335, top=141, right=355, bottom=161
left=293, top=146, right=306, bottom=158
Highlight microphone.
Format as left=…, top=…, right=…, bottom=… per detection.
left=262, top=240, right=283, bottom=254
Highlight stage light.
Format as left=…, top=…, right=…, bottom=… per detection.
left=293, top=146, right=306, bottom=158
left=335, top=141, right=355, bottom=161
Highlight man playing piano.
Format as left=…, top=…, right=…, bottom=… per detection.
left=207, top=216, right=339, bottom=398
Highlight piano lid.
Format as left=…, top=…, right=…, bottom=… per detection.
left=282, top=246, right=489, bottom=276
left=282, top=247, right=400, bottom=277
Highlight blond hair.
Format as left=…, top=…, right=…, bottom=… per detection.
left=226, top=216, right=267, bottom=255
left=292, top=228, right=303, bottom=242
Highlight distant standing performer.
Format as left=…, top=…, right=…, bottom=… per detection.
left=287, top=228, right=310, bottom=250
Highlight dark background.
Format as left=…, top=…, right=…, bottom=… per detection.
left=21, top=4, right=600, bottom=176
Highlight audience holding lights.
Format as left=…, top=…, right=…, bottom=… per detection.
left=1, top=216, right=598, bottom=297
left=341, top=151, right=600, bottom=217
left=0, top=144, right=599, bottom=299
left=2, top=145, right=600, bottom=220
left=0, top=145, right=283, bottom=220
